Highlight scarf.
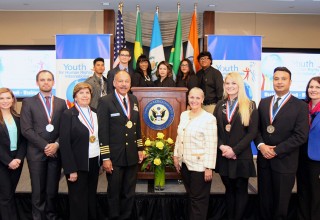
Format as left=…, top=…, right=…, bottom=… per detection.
left=309, top=100, right=320, bottom=125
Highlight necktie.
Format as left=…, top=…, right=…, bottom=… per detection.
left=123, top=97, right=128, bottom=111
left=100, top=77, right=106, bottom=97
left=273, top=97, right=281, bottom=114
left=45, top=96, right=50, bottom=110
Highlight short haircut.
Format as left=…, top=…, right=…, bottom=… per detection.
left=36, top=70, right=54, bottom=81
left=273, top=67, right=292, bottom=79
left=93, top=57, right=104, bottom=66
left=119, top=47, right=131, bottom=55
left=197, top=51, right=213, bottom=62
left=73, top=82, right=92, bottom=99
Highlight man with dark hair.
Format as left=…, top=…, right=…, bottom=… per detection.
left=196, top=51, right=223, bottom=114
left=21, top=70, right=67, bottom=220
left=98, top=70, right=144, bottom=220
left=255, top=66, right=309, bottom=220
left=84, top=57, right=107, bottom=109
left=107, top=48, right=134, bottom=93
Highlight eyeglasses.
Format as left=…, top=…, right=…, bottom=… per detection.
left=180, top=64, right=189, bottom=67
left=120, top=54, right=130, bottom=57
left=199, top=57, right=210, bottom=61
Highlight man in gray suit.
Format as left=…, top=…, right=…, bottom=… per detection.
left=21, top=70, right=67, bottom=220
left=84, top=57, right=108, bottom=110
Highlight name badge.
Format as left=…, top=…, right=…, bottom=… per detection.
left=110, top=113, right=120, bottom=117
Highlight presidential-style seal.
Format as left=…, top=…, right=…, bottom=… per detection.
left=143, top=99, right=175, bottom=130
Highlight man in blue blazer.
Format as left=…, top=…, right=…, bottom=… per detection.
left=255, top=67, right=309, bottom=220
left=98, top=70, right=144, bottom=220
left=21, top=70, right=67, bottom=220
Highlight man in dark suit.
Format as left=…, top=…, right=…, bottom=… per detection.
left=107, top=48, right=134, bottom=94
left=98, top=70, right=144, bottom=220
left=21, top=70, right=67, bottom=220
left=85, top=57, right=108, bottom=110
left=255, top=67, right=309, bottom=220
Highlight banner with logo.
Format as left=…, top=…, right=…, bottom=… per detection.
left=56, top=34, right=111, bottom=106
left=207, top=35, right=262, bottom=155
left=207, top=35, right=262, bottom=104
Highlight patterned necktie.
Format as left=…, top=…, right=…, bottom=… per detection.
left=123, top=97, right=128, bottom=111
left=101, top=77, right=106, bottom=97
left=273, top=97, right=281, bottom=114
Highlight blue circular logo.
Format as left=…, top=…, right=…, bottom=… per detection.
left=143, top=99, right=175, bottom=130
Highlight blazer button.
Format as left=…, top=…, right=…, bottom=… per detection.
left=134, top=141, right=136, bottom=143
left=126, top=142, right=128, bottom=145
left=134, top=123, right=136, bottom=125
left=126, top=134, right=128, bottom=136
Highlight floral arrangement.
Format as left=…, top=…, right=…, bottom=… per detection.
left=141, top=132, right=174, bottom=171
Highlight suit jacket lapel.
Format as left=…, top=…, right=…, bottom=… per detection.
left=311, top=112, right=320, bottom=130
left=36, top=94, right=50, bottom=123
left=272, top=96, right=293, bottom=123
left=112, top=93, right=127, bottom=120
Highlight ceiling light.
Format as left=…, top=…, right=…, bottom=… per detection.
left=101, top=2, right=110, bottom=6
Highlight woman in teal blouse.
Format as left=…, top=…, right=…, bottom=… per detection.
left=0, top=88, right=26, bottom=220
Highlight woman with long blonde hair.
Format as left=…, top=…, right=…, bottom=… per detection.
left=213, top=72, right=258, bottom=220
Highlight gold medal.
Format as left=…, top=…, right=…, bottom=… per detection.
left=126, top=120, right=133, bottom=129
left=267, top=125, right=275, bottom=134
left=225, top=124, right=231, bottom=132
left=89, top=135, right=96, bottom=143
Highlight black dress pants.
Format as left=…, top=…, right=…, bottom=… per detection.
left=66, top=156, right=99, bottom=220
left=181, top=163, right=212, bottom=220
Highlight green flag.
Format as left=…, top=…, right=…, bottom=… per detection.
left=133, top=7, right=143, bottom=70
left=169, top=6, right=182, bottom=76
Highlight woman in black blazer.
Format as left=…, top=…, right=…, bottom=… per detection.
left=59, top=83, right=100, bottom=220
left=0, top=88, right=26, bottom=220
left=213, top=72, right=258, bottom=220
left=154, top=61, right=176, bottom=87
left=132, top=54, right=155, bottom=87
left=176, top=58, right=199, bottom=91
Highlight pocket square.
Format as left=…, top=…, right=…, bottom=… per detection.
left=110, top=113, right=120, bottom=117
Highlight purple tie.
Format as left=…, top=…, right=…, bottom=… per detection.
left=45, top=96, right=50, bottom=110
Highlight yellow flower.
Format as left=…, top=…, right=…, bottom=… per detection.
left=153, top=158, right=162, bottom=166
left=157, top=132, right=165, bottom=139
left=145, top=138, right=151, bottom=146
left=167, top=138, right=174, bottom=144
left=156, top=141, right=164, bottom=150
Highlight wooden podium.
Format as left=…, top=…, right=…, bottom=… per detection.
left=131, top=87, right=188, bottom=179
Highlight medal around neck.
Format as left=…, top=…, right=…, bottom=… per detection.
left=225, top=124, right=231, bottom=132
left=267, top=125, right=275, bottom=134
left=46, top=124, right=54, bottom=132
left=126, top=120, right=133, bottom=129
left=89, top=135, right=96, bottom=143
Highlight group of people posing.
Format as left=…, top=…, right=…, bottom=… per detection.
left=0, top=47, right=319, bottom=220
